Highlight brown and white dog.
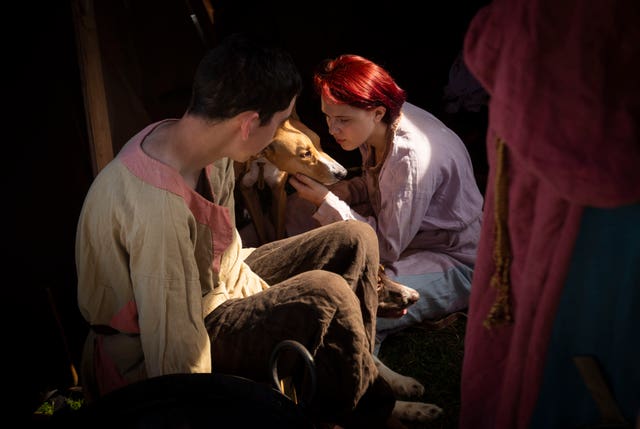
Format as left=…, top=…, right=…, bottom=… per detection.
left=236, top=115, right=347, bottom=244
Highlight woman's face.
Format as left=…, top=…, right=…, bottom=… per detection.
left=320, top=97, right=380, bottom=151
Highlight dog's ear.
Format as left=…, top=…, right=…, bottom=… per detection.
left=260, top=144, right=276, bottom=158
left=260, top=143, right=279, bottom=168
left=289, top=118, right=321, bottom=148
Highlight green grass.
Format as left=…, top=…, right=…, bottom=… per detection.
left=378, top=312, right=467, bottom=429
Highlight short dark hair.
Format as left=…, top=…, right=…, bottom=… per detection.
left=188, top=33, right=302, bottom=125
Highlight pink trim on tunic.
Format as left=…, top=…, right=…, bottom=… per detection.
left=96, top=335, right=128, bottom=397
left=110, top=300, right=140, bottom=334
left=118, top=121, right=233, bottom=272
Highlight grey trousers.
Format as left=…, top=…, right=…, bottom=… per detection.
left=204, top=220, right=394, bottom=427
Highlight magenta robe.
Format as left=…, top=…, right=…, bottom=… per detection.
left=459, top=0, right=640, bottom=427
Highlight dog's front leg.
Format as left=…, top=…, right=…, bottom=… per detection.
left=240, top=184, right=270, bottom=245
left=371, top=355, right=444, bottom=424
left=373, top=355, right=425, bottom=398
left=392, top=400, right=443, bottom=423
left=269, top=170, right=289, bottom=240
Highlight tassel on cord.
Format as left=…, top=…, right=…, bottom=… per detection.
left=483, top=137, right=513, bottom=328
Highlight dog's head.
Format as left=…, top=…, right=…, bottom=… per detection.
left=377, top=269, right=420, bottom=318
left=262, top=118, right=347, bottom=185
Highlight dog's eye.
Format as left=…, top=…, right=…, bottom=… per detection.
left=300, top=150, right=312, bottom=159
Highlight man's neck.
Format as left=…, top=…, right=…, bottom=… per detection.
left=142, top=116, right=225, bottom=190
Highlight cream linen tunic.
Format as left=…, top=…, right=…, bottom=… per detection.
left=76, top=121, right=267, bottom=393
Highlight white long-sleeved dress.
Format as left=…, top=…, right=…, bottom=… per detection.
left=287, top=102, right=484, bottom=343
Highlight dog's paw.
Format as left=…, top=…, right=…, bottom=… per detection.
left=391, top=400, right=443, bottom=422
left=387, top=373, right=425, bottom=398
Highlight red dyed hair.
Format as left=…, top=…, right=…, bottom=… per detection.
left=313, top=54, right=407, bottom=124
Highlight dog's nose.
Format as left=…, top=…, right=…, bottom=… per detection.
left=406, top=288, right=419, bottom=305
left=333, top=164, right=348, bottom=180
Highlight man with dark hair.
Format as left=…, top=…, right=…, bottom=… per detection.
left=76, top=34, right=396, bottom=427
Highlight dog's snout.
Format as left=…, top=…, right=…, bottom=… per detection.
left=333, top=163, right=348, bottom=180
left=406, top=288, right=419, bottom=305
left=376, top=269, right=421, bottom=318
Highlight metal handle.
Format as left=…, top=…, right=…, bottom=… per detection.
left=269, top=339, right=316, bottom=407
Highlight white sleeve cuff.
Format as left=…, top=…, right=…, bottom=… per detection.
left=312, top=192, right=348, bottom=224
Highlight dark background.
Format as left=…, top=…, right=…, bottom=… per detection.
left=14, top=0, right=489, bottom=420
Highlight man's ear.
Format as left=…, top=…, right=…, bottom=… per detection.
left=238, top=111, right=260, bottom=140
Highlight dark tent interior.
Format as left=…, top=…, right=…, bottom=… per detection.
left=17, top=0, right=490, bottom=422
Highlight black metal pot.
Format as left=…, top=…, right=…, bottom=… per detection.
left=51, top=371, right=315, bottom=428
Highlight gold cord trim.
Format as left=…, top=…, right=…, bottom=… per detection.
left=483, top=137, right=513, bottom=328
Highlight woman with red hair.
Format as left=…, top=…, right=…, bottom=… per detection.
left=288, top=54, right=484, bottom=346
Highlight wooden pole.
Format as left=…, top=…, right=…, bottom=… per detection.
left=71, top=0, right=114, bottom=177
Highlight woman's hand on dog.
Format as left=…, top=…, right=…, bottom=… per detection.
left=289, top=173, right=330, bottom=207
